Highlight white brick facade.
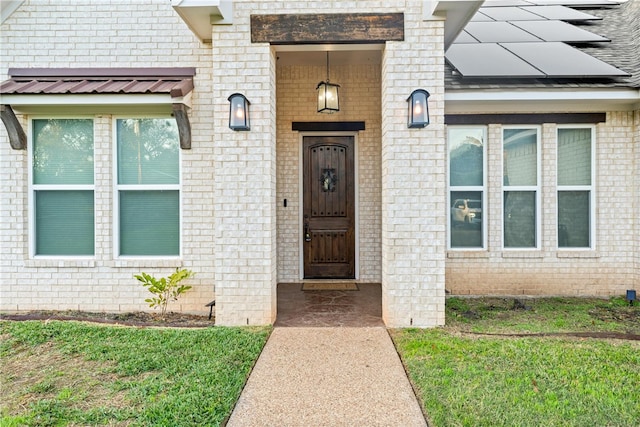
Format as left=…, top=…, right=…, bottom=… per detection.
left=1, top=1, right=638, bottom=326
left=446, top=113, right=639, bottom=296
left=1, top=0, right=215, bottom=314
left=380, top=6, right=447, bottom=327
left=635, top=110, right=640, bottom=287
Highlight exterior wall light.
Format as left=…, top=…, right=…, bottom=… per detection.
left=228, top=93, right=250, bottom=131
left=407, top=89, right=430, bottom=128
left=317, top=52, right=340, bottom=114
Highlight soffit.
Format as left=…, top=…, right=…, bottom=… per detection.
left=171, top=0, right=233, bottom=43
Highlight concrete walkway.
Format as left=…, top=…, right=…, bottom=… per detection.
left=226, top=327, right=427, bottom=427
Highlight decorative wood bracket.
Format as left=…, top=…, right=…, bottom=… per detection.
left=172, top=103, right=192, bottom=150
left=1, top=104, right=27, bottom=150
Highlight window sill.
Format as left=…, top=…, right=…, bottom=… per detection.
left=501, top=251, right=544, bottom=259
left=108, top=258, right=183, bottom=269
left=447, top=251, right=489, bottom=259
left=25, top=258, right=96, bottom=268
left=557, top=250, right=600, bottom=259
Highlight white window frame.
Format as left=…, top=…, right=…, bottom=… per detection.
left=447, top=126, right=487, bottom=250
left=113, top=116, right=183, bottom=259
left=28, top=116, right=96, bottom=259
left=502, top=125, right=541, bottom=250
left=556, top=124, right=596, bottom=250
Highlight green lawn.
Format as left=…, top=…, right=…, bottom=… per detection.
left=1, top=321, right=270, bottom=427
left=392, top=297, right=640, bottom=427
left=2, top=297, right=638, bottom=427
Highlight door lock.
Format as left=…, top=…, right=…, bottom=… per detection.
left=304, top=215, right=312, bottom=242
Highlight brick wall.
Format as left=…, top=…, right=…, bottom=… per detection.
left=4, top=0, right=632, bottom=325
left=209, top=1, right=277, bottom=326
left=0, top=0, right=215, bottom=314
left=446, top=113, right=638, bottom=296
left=1, top=0, right=448, bottom=326
left=381, top=2, right=446, bottom=327
left=634, top=110, right=640, bottom=290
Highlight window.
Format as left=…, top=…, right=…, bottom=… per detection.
left=557, top=127, right=593, bottom=248
left=448, top=127, right=485, bottom=248
left=115, top=118, right=180, bottom=256
left=503, top=127, right=539, bottom=248
left=31, top=119, right=95, bottom=256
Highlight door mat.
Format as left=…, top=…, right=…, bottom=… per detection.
left=302, top=283, right=359, bottom=291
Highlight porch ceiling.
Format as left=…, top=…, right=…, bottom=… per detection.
left=275, top=45, right=383, bottom=67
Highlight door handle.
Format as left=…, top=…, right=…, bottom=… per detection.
left=304, top=215, right=312, bottom=242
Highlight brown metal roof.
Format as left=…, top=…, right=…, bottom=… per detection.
left=0, top=68, right=196, bottom=97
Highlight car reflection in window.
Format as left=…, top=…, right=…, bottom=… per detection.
left=451, top=199, right=482, bottom=226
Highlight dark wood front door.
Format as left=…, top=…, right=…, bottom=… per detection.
left=303, top=136, right=355, bottom=279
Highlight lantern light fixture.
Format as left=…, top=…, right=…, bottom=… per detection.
left=317, top=51, right=340, bottom=114
left=407, top=89, right=430, bottom=128
left=228, top=93, right=250, bottom=131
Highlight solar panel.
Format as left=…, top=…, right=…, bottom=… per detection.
left=445, top=43, right=545, bottom=77
left=500, top=42, right=630, bottom=77
left=453, top=31, right=479, bottom=44
left=482, top=1, right=536, bottom=6
left=512, top=20, right=610, bottom=42
left=446, top=0, right=629, bottom=79
left=470, top=11, right=495, bottom=22
left=465, top=21, right=542, bottom=42
left=528, top=1, right=620, bottom=6
left=480, top=6, right=546, bottom=21
left=520, top=5, right=602, bottom=21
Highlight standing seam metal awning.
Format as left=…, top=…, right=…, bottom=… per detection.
left=0, top=67, right=196, bottom=150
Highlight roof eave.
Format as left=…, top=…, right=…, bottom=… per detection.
left=445, top=88, right=640, bottom=114
left=0, top=0, right=24, bottom=24
left=171, top=0, right=233, bottom=43
left=424, top=0, right=484, bottom=50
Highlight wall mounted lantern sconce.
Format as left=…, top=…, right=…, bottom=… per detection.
left=407, top=89, right=430, bottom=128
left=228, top=93, right=250, bottom=131
left=317, top=52, right=340, bottom=114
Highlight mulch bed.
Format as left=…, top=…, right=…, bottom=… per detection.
left=0, top=310, right=214, bottom=328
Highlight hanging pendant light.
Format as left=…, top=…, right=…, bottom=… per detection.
left=317, top=51, right=340, bottom=114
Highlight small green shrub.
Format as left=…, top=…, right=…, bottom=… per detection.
left=135, top=268, right=194, bottom=318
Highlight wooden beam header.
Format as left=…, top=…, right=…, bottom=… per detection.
left=251, top=13, right=404, bottom=44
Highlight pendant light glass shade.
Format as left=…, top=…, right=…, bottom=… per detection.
left=317, top=52, right=340, bottom=113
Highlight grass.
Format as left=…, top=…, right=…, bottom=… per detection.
left=392, top=296, right=640, bottom=427
left=0, top=321, right=270, bottom=427
left=2, top=297, right=638, bottom=427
